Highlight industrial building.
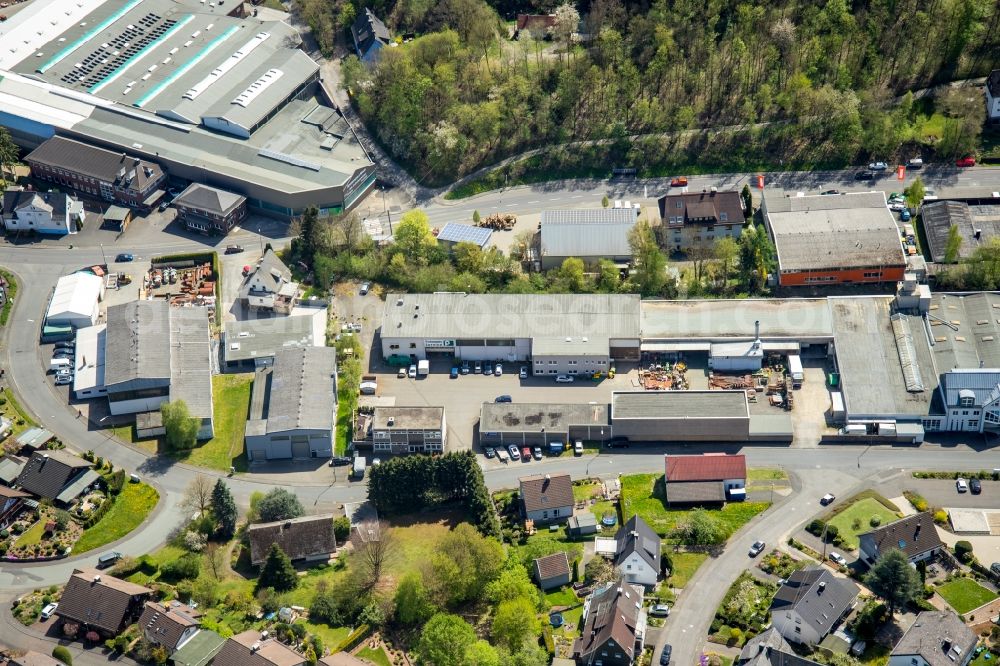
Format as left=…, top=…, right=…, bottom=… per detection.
left=762, top=191, right=906, bottom=286
left=103, top=300, right=214, bottom=438
left=1, top=189, right=85, bottom=235
left=245, top=347, right=337, bottom=462
left=538, top=208, right=638, bottom=269
left=222, top=309, right=326, bottom=369
left=921, top=199, right=1000, bottom=263
left=356, top=407, right=447, bottom=454
left=0, top=0, right=376, bottom=218
left=45, top=272, right=105, bottom=329
left=479, top=402, right=610, bottom=451
left=658, top=189, right=745, bottom=253
left=381, top=292, right=641, bottom=373
left=611, top=391, right=758, bottom=442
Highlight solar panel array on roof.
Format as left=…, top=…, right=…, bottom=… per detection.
left=58, top=13, right=179, bottom=89
left=436, top=223, right=493, bottom=247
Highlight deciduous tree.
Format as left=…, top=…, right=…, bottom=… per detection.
left=417, top=613, right=478, bottom=666
left=492, top=596, right=541, bottom=651
left=256, top=488, right=304, bottom=523
left=182, top=475, right=213, bottom=514
left=864, top=549, right=921, bottom=615
left=161, top=401, right=199, bottom=451
left=944, top=224, right=963, bottom=263
left=629, top=220, right=668, bottom=296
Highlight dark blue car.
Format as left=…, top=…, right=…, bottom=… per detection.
left=450, top=367, right=459, bottom=378
left=116, top=253, right=134, bottom=262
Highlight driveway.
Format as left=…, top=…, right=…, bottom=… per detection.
left=900, top=478, right=1000, bottom=510
left=653, top=467, right=865, bottom=665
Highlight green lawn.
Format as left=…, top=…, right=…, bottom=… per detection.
left=620, top=473, right=769, bottom=539
left=825, top=497, right=900, bottom=550
left=1, top=387, right=37, bottom=436
left=14, top=519, right=46, bottom=547
left=356, top=646, right=392, bottom=666
left=666, top=551, right=708, bottom=588
left=74, top=482, right=160, bottom=554
left=747, top=468, right=788, bottom=482
left=304, top=623, right=351, bottom=648
left=970, top=649, right=996, bottom=666
left=174, top=374, right=252, bottom=472
left=936, top=578, right=999, bottom=614
left=545, top=587, right=579, bottom=608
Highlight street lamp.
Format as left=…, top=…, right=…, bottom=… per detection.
left=381, top=184, right=392, bottom=235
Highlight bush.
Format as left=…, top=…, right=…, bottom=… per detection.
left=869, top=515, right=882, bottom=527
left=542, top=626, right=555, bottom=655
left=933, top=509, right=948, bottom=524
left=955, top=541, right=974, bottom=563
left=824, top=524, right=839, bottom=542
left=160, top=553, right=201, bottom=581
left=52, top=647, right=72, bottom=666
left=333, top=515, right=351, bottom=543
left=903, top=491, right=929, bottom=512
left=806, top=519, right=825, bottom=536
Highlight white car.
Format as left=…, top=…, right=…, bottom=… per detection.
left=829, top=552, right=847, bottom=566
left=956, top=477, right=969, bottom=493
left=495, top=364, right=503, bottom=376
left=574, top=440, right=583, bottom=455
left=40, top=603, right=57, bottom=620
left=508, top=445, right=520, bottom=460
left=407, top=365, right=417, bottom=378
left=889, top=202, right=906, bottom=211
left=519, top=367, right=528, bottom=379
left=749, top=540, right=766, bottom=557
left=555, top=374, right=574, bottom=383
left=397, top=368, right=407, bottom=378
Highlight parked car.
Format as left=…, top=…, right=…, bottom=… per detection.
left=158, top=200, right=170, bottom=212
left=40, top=603, right=57, bottom=620
left=397, top=367, right=407, bottom=378
left=555, top=374, right=574, bottom=383
left=957, top=477, right=969, bottom=493
left=970, top=478, right=982, bottom=494
left=605, top=437, right=630, bottom=448
left=991, top=562, right=1000, bottom=579
left=408, top=365, right=417, bottom=378
left=900, top=209, right=912, bottom=221
left=868, top=161, right=889, bottom=171
left=97, top=551, right=123, bottom=568
left=495, top=363, right=503, bottom=376
left=115, top=253, right=134, bottom=262
left=450, top=366, right=459, bottom=379
left=649, top=604, right=671, bottom=617
left=660, top=645, right=672, bottom=666
left=54, top=341, right=75, bottom=351
left=484, top=447, right=496, bottom=459
left=820, top=493, right=836, bottom=506
left=821, top=189, right=840, bottom=195
left=496, top=447, right=509, bottom=462
left=224, top=245, right=244, bottom=254
left=889, top=202, right=906, bottom=211
left=855, top=171, right=876, bottom=180
left=748, top=540, right=766, bottom=557
left=908, top=157, right=924, bottom=169
left=52, top=350, right=74, bottom=360
left=495, top=395, right=512, bottom=403
left=574, top=440, right=583, bottom=456
left=462, top=361, right=470, bottom=375
left=519, top=366, right=528, bottom=379
left=670, top=177, right=688, bottom=187
left=829, top=552, right=847, bottom=566
left=474, top=361, right=482, bottom=374
left=508, top=445, right=520, bottom=460
left=956, top=156, right=976, bottom=167
left=484, top=362, right=493, bottom=375
left=360, top=282, right=371, bottom=295
left=55, top=375, right=73, bottom=386
left=532, top=447, right=542, bottom=460
left=521, top=446, right=531, bottom=460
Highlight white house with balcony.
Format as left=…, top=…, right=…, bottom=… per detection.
left=239, top=249, right=299, bottom=315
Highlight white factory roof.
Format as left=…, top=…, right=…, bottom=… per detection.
left=45, top=272, right=103, bottom=324
left=73, top=324, right=107, bottom=396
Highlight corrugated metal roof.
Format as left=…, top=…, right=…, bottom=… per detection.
left=223, top=311, right=320, bottom=363
left=105, top=300, right=172, bottom=386
left=540, top=208, right=637, bottom=259
left=169, top=306, right=213, bottom=420
left=436, top=223, right=492, bottom=247
left=265, top=347, right=337, bottom=433
left=640, top=298, right=833, bottom=340
left=611, top=390, right=748, bottom=419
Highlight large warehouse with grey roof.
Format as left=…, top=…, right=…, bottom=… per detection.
left=0, top=0, right=375, bottom=218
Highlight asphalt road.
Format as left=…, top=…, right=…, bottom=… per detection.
left=2, top=167, right=1000, bottom=662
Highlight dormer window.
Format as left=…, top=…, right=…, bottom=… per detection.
left=960, top=396, right=974, bottom=407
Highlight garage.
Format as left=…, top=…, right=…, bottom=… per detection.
left=291, top=438, right=310, bottom=459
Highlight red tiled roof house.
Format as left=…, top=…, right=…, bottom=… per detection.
left=663, top=453, right=746, bottom=505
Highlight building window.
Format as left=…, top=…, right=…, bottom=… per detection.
left=960, top=396, right=975, bottom=407
left=963, top=410, right=969, bottom=416
left=719, top=212, right=728, bottom=221
left=969, top=420, right=979, bottom=429
left=553, top=508, right=560, bottom=516
left=863, top=271, right=883, bottom=279
left=675, top=201, right=682, bottom=209
left=389, top=344, right=399, bottom=350
left=409, top=343, right=416, bottom=349
left=794, top=626, right=801, bottom=634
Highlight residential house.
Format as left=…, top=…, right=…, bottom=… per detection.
left=613, top=515, right=661, bottom=587
left=568, top=512, right=599, bottom=537
left=534, top=552, right=571, bottom=590
left=658, top=190, right=745, bottom=253
left=246, top=514, right=338, bottom=567
left=173, top=183, right=247, bottom=235
left=858, top=512, right=944, bottom=566
left=938, top=369, right=1000, bottom=433
left=538, top=208, right=638, bottom=270
left=571, top=578, right=646, bottom=666
left=171, top=630, right=226, bottom=666
left=9, top=652, right=67, bottom=666
left=519, top=473, right=574, bottom=524
left=244, top=347, right=336, bottom=463
left=0, top=485, right=31, bottom=528
left=987, top=70, right=1000, bottom=123
left=738, top=628, right=823, bottom=666
left=55, top=569, right=153, bottom=638
left=360, top=406, right=446, bottom=454
left=2, top=189, right=83, bottom=235
left=888, top=610, right=977, bottom=666
left=515, top=14, right=557, bottom=39
left=350, top=8, right=391, bottom=62
left=211, top=629, right=307, bottom=666
left=769, top=567, right=859, bottom=647
left=138, top=601, right=202, bottom=653
left=663, top=453, right=747, bottom=505
left=25, top=136, right=166, bottom=210
left=15, top=451, right=100, bottom=505
left=240, top=250, right=298, bottom=315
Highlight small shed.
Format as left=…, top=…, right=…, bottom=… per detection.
left=567, top=512, right=598, bottom=536
left=533, top=551, right=571, bottom=590
left=136, top=411, right=165, bottom=438
left=15, top=428, right=54, bottom=452
left=104, top=206, right=133, bottom=233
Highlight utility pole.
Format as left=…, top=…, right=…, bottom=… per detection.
left=381, top=184, right=392, bottom=235
left=99, top=243, right=108, bottom=266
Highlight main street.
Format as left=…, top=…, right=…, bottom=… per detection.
left=1, top=167, right=999, bottom=663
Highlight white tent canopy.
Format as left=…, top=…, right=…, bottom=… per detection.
left=45, top=272, right=103, bottom=328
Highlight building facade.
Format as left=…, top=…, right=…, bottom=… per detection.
left=658, top=190, right=745, bottom=253
left=240, top=250, right=298, bottom=314
left=365, top=406, right=446, bottom=454
left=173, top=183, right=247, bottom=235
left=613, top=515, right=661, bottom=586
left=538, top=208, right=638, bottom=270
left=1, top=189, right=83, bottom=235
left=858, top=513, right=944, bottom=566
left=888, top=611, right=976, bottom=666
left=520, top=473, right=574, bottom=524
left=770, top=568, right=858, bottom=647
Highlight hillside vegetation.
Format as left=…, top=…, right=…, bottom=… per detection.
left=309, top=0, right=999, bottom=184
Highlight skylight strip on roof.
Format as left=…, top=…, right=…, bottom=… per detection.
left=38, top=0, right=144, bottom=74
left=230, top=68, right=283, bottom=108
left=181, top=31, right=270, bottom=101
left=89, top=14, right=194, bottom=94
left=133, top=24, right=239, bottom=108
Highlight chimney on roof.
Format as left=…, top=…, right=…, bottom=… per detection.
left=915, top=523, right=921, bottom=538
left=94, top=574, right=101, bottom=582
left=250, top=642, right=261, bottom=653
left=943, top=637, right=952, bottom=650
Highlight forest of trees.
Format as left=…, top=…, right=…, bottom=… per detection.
left=307, top=0, right=1000, bottom=184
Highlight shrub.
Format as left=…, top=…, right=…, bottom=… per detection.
left=160, top=553, right=201, bottom=581
left=824, top=524, right=839, bottom=542
left=852, top=518, right=862, bottom=530
left=806, top=519, right=825, bottom=536
left=52, top=647, right=72, bottom=666
left=933, top=509, right=948, bottom=524
left=333, top=515, right=351, bottom=543
left=955, top=541, right=974, bottom=562
left=903, top=491, right=928, bottom=512
left=869, top=515, right=882, bottom=527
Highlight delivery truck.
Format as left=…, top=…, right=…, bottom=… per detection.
left=788, top=354, right=804, bottom=388
left=417, top=360, right=430, bottom=376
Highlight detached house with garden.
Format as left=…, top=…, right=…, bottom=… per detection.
left=55, top=569, right=152, bottom=639
left=858, top=512, right=943, bottom=566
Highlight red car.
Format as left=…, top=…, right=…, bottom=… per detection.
left=956, top=156, right=976, bottom=168
left=670, top=176, right=688, bottom=187
left=521, top=446, right=531, bottom=460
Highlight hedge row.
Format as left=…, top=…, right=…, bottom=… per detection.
left=332, top=624, right=370, bottom=654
